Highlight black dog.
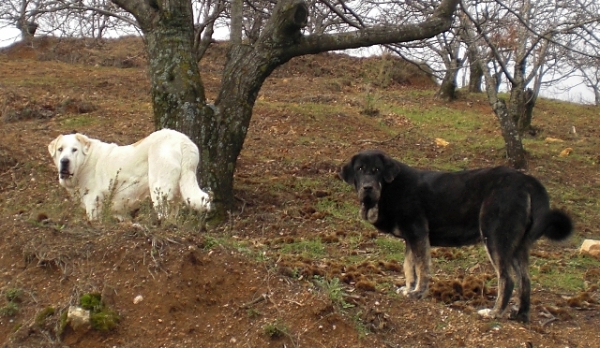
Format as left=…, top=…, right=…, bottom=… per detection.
left=341, top=149, right=572, bottom=322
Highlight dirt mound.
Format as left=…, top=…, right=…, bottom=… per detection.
left=2, top=36, right=436, bottom=88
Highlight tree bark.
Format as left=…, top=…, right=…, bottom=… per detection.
left=508, top=48, right=536, bottom=137
left=521, top=88, right=535, bottom=134
left=484, top=73, right=528, bottom=169
left=467, top=57, right=483, bottom=93
left=435, top=63, right=459, bottom=101
left=17, top=20, right=38, bottom=43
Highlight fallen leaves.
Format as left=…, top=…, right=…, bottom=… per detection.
left=559, top=148, right=573, bottom=157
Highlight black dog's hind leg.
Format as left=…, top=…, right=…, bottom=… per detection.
left=479, top=246, right=514, bottom=319
left=510, top=246, right=532, bottom=322
left=477, top=191, right=529, bottom=320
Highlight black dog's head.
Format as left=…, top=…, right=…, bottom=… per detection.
left=340, top=150, right=401, bottom=223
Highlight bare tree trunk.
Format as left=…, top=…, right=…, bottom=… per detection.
left=230, top=0, right=243, bottom=45
left=435, top=67, right=458, bottom=101
left=468, top=58, right=483, bottom=93
left=520, top=88, right=535, bottom=134
left=462, top=19, right=527, bottom=169
left=484, top=75, right=528, bottom=169
left=508, top=50, right=537, bottom=136
left=197, top=0, right=311, bottom=219
left=17, top=20, right=37, bottom=43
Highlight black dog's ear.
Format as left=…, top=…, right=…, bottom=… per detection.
left=382, top=155, right=401, bottom=183
left=339, top=158, right=355, bottom=185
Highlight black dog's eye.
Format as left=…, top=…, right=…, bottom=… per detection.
left=372, top=168, right=379, bottom=173
left=357, top=166, right=364, bottom=172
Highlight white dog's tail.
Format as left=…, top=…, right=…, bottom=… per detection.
left=179, top=140, right=211, bottom=212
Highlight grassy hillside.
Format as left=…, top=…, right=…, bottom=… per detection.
left=0, top=36, right=599, bottom=348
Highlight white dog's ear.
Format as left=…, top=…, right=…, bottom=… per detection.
left=48, top=135, right=62, bottom=157
left=75, top=134, right=92, bottom=155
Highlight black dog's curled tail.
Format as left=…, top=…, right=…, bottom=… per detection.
left=536, top=210, right=573, bottom=241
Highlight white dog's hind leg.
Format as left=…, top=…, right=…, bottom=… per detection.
left=178, top=142, right=211, bottom=212
left=179, top=169, right=211, bottom=212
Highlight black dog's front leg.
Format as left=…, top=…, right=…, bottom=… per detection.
left=405, top=235, right=431, bottom=298
left=399, top=244, right=417, bottom=295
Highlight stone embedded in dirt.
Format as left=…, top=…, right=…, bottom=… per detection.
left=67, top=306, right=91, bottom=333
left=579, top=239, right=600, bottom=260
left=133, top=294, right=144, bottom=304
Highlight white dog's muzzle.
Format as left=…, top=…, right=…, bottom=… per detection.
left=59, top=158, right=73, bottom=179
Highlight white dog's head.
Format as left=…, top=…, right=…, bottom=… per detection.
left=48, top=134, right=92, bottom=185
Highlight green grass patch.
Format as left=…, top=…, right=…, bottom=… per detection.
left=5, top=288, right=23, bottom=302
left=35, top=306, right=56, bottom=326
left=0, top=302, right=19, bottom=317
left=531, top=253, right=600, bottom=292
left=279, top=238, right=326, bottom=258
left=79, top=293, right=120, bottom=332
left=315, top=198, right=358, bottom=221
left=263, top=319, right=290, bottom=339
left=60, top=114, right=96, bottom=128
left=374, top=235, right=405, bottom=259
left=313, top=276, right=355, bottom=309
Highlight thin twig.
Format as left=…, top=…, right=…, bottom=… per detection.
left=355, top=127, right=414, bottom=145
left=240, top=293, right=268, bottom=309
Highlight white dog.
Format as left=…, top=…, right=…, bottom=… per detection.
left=48, top=129, right=212, bottom=221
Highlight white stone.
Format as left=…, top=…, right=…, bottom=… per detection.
left=580, top=239, right=600, bottom=259
left=67, top=306, right=91, bottom=332
left=133, top=294, right=144, bottom=304
left=477, top=308, right=496, bottom=319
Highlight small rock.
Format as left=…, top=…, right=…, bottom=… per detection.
left=580, top=239, right=600, bottom=260
left=133, top=295, right=144, bottom=304
left=67, top=306, right=91, bottom=333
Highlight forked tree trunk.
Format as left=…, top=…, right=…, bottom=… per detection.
left=435, top=37, right=461, bottom=101
left=111, top=0, right=461, bottom=223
